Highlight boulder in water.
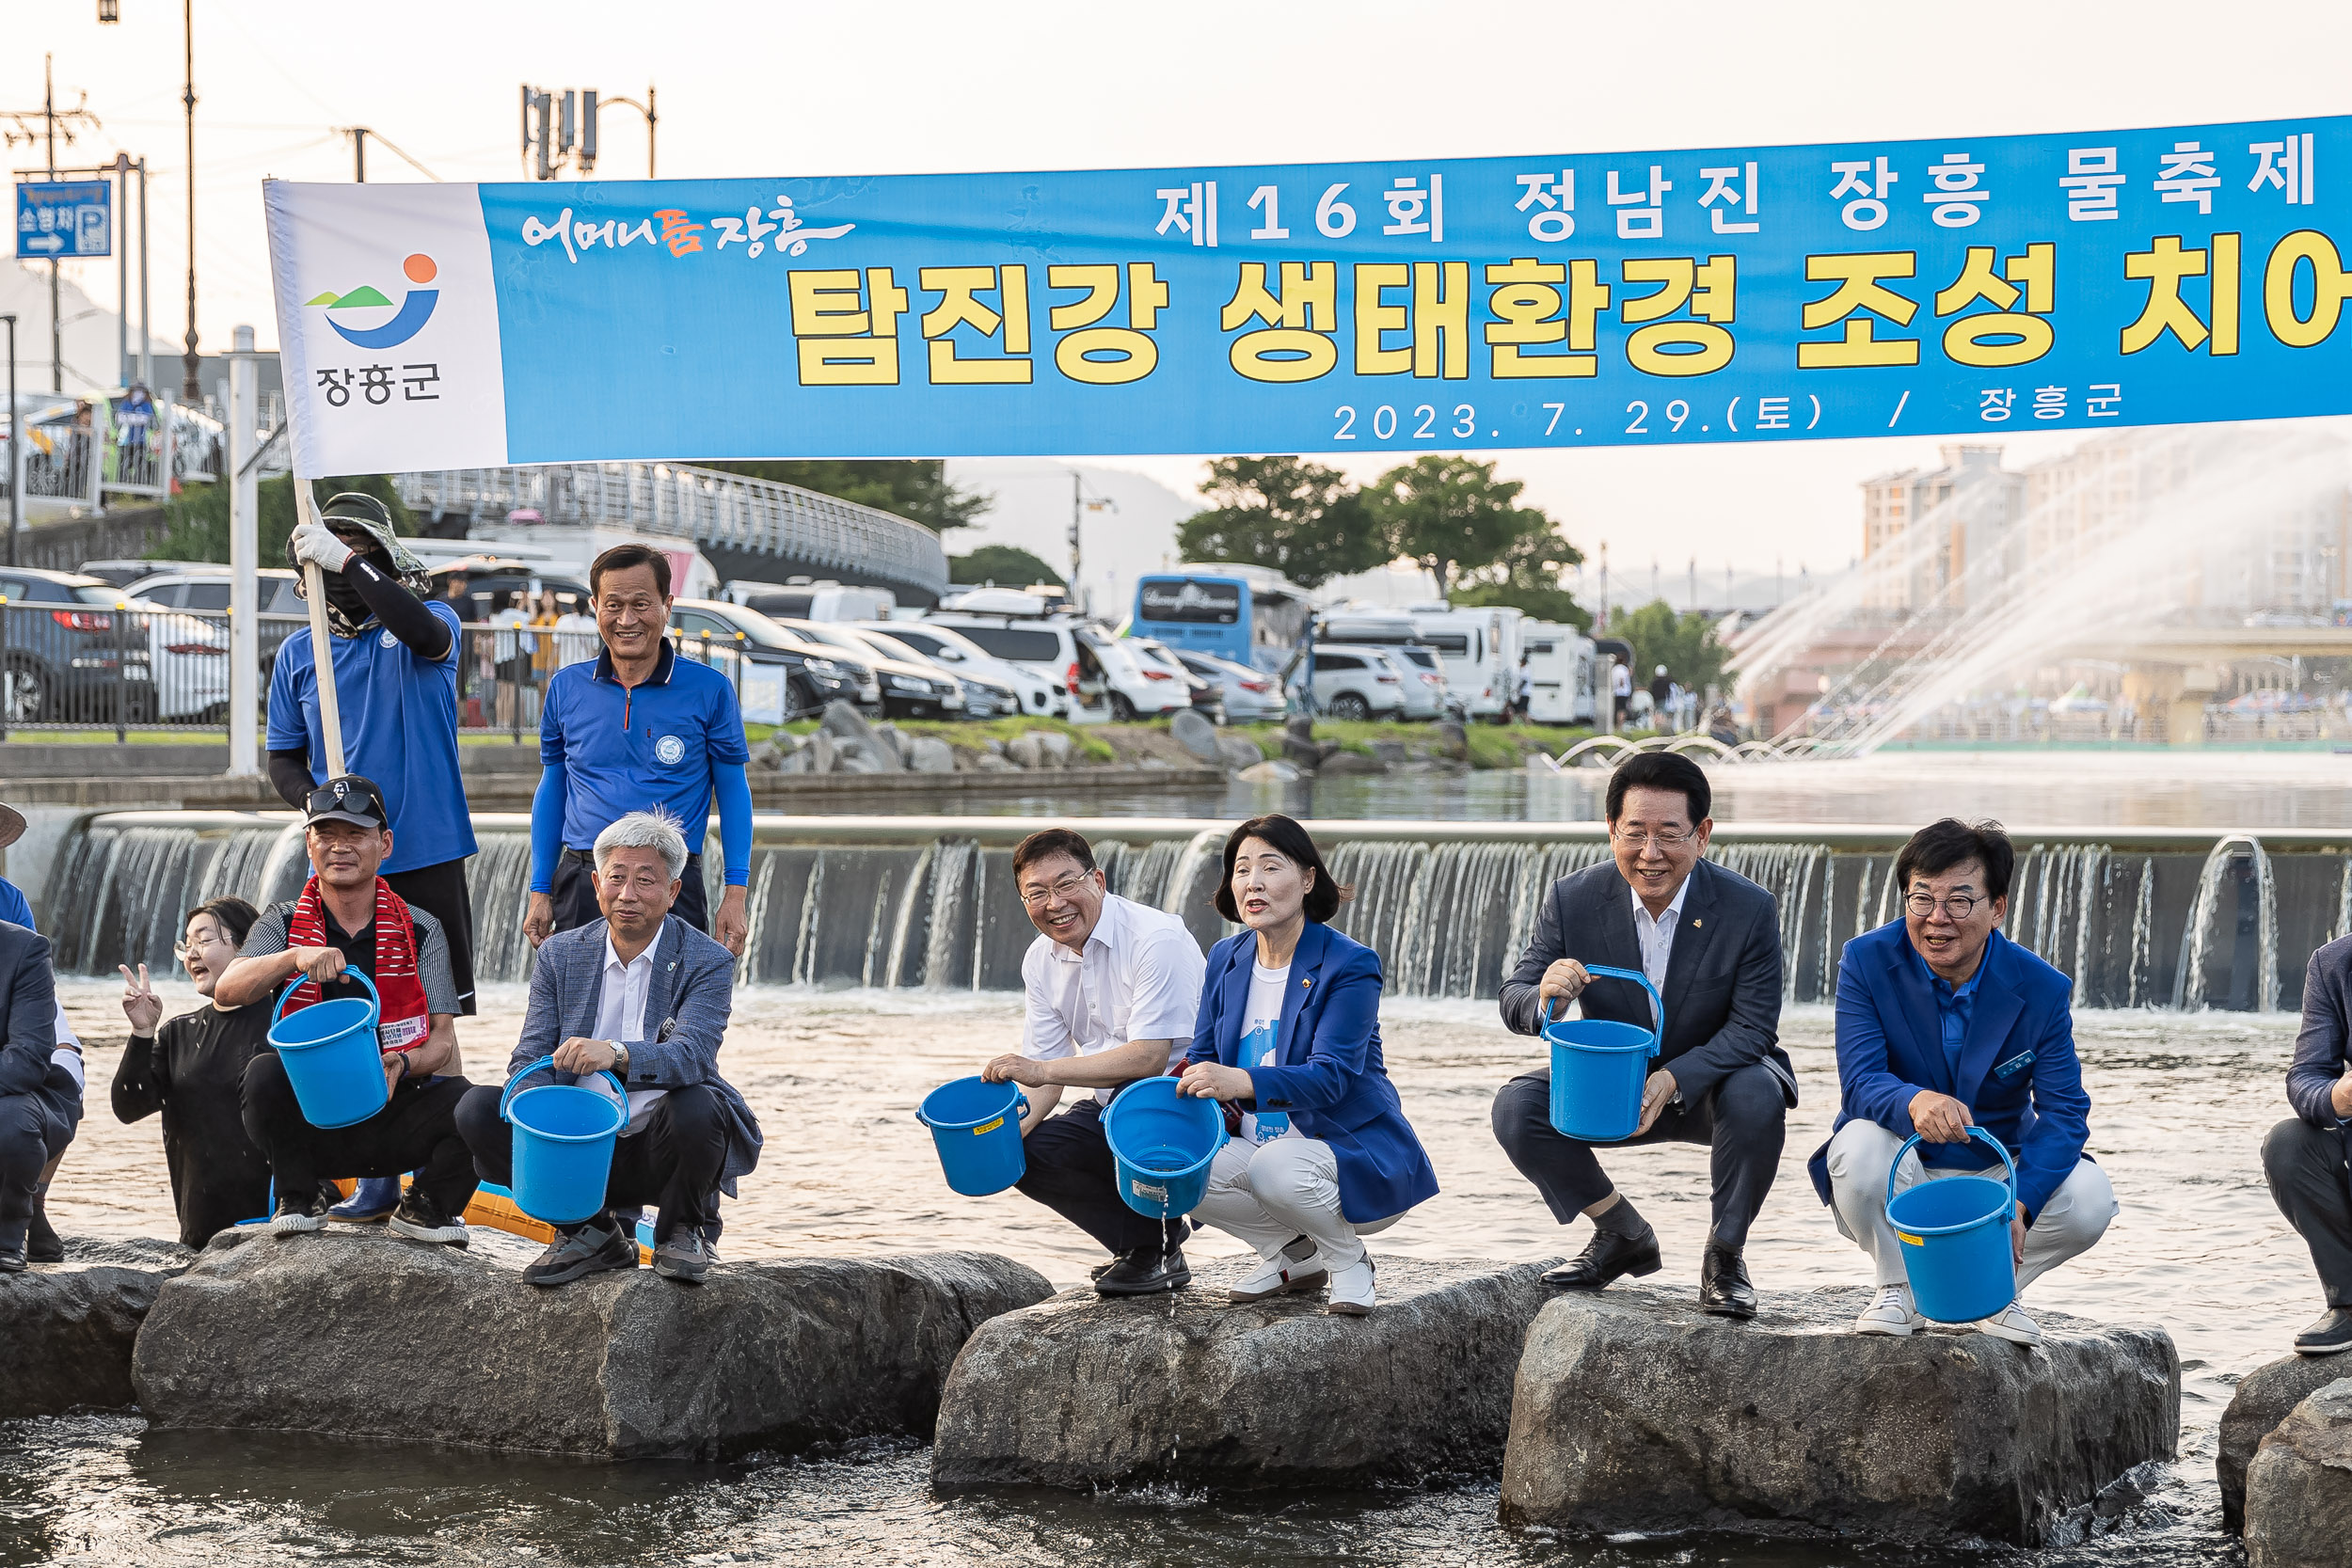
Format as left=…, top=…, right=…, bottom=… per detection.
left=1500, top=1283, right=2179, bottom=1546
left=132, top=1229, right=1052, bottom=1460
left=1168, top=708, right=1220, bottom=761
left=0, top=1236, right=190, bottom=1418
left=2221, top=1353, right=2352, bottom=1532
left=2246, top=1378, right=2352, bottom=1568
left=932, top=1257, right=1555, bottom=1490
left=904, top=736, right=956, bottom=773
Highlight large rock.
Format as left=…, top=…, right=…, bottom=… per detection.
left=1168, top=708, right=1220, bottom=761
left=1216, top=734, right=1264, bottom=770
left=904, top=736, right=956, bottom=773
left=133, top=1229, right=1052, bottom=1460
left=933, top=1257, right=1555, bottom=1490
left=818, top=698, right=879, bottom=747
left=1235, top=759, right=1301, bottom=784
left=1501, top=1283, right=2179, bottom=1547
left=2247, top=1379, right=2352, bottom=1568
left=0, top=1236, right=190, bottom=1418
left=2224, top=1354, right=2352, bottom=1532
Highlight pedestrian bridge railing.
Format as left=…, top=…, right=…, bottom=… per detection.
left=394, top=464, right=950, bottom=598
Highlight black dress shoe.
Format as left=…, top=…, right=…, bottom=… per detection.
left=2296, top=1307, right=2352, bottom=1355
left=25, top=1197, right=62, bottom=1263
left=1095, top=1243, right=1192, bottom=1297
left=0, top=1220, right=26, bottom=1275
left=1542, top=1227, right=1662, bottom=1291
left=1699, top=1241, right=1756, bottom=1320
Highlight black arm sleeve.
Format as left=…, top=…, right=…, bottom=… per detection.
left=267, top=749, right=313, bottom=809
left=347, top=558, right=453, bottom=660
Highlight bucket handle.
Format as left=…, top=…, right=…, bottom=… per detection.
left=272, top=965, right=378, bottom=1026
left=1886, top=1125, right=2019, bottom=1214
left=1549, top=962, right=1663, bottom=1053
left=915, top=1085, right=1030, bottom=1129
left=500, top=1054, right=628, bottom=1124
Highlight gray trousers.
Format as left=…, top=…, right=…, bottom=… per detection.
left=1824, top=1118, right=2116, bottom=1292
left=2265, top=1117, right=2352, bottom=1307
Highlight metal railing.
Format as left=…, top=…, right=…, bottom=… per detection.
left=0, top=597, right=246, bottom=738
left=395, top=463, right=950, bottom=597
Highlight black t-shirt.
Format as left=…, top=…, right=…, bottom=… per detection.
left=317, top=909, right=378, bottom=1006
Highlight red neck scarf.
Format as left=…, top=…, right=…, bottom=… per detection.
left=284, top=876, right=432, bottom=1050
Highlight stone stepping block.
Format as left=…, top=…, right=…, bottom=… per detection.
left=1501, top=1283, right=2179, bottom=1547
left=2220, top=1353, right=2352, bottom=1533
left=130, top=1227, right=1052, bottom=1459
left=0, top=1236, right=191, bottom=1419
left=931, top=1256, right=1556, bottom=1490
left=2246, top=1377, right=2352, bottom=1568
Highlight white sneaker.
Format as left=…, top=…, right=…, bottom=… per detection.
left=1326, top=1256, right=1376, bottom=1316
left=1975, top=1301, right=2042, bottom=1344
left=1229, top=1245, right=1327, bottom=1303
left=1854, top=1284, right=1923, bottom=1336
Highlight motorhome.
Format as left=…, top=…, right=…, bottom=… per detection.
left=721, top=579, right=896, bottom=623
left=1405, top=604, right=1523, bottom=721
left=1520, top=621, right=1598, bottom=724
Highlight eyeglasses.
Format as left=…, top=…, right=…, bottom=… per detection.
left=1613, top=827, right=1695, bottom=851
left=1019, top=871, right=1096, bottom=908
left=1905, top=892, right=1979, bottom=920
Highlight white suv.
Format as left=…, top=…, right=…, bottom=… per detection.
left=862, top=620, right=1060, bottom=720
left=1298, top=647, right=1407, bottom=721
left=920, top=610, right=1106, bottom=721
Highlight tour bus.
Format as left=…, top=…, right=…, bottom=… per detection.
left=1520, top=621, right=1599, bottom=724
left=1406, top=604, right=1524, bottom=722
left=1129, top=564, right=1312, bottom=675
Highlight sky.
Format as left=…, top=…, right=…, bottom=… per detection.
left=7, top=0, right=2349, bottom=577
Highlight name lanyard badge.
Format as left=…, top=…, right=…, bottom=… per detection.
left=1244, top=1019, right=1287, bottom=1141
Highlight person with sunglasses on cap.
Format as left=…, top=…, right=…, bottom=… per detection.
left=215, top=776, right=477, bottom=1243
left=275, top=493, right=480, bottom=1224
left=0, top=800, right=86, bottom=1266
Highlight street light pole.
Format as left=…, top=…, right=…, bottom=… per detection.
left=181, top=0, right=199, bottom=401
left=45, top=55, right=60, bottom=394
left=4, top=313, right=19, bottom=568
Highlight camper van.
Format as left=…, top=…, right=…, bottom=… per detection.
left=1405, top=604, right=1523, bottom=722
left=1519, top=621, right=1598, bottom=724
left=722, top=579, right=897, bottom=623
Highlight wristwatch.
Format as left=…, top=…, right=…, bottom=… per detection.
left=612, top=1042, right=630, bottom=1076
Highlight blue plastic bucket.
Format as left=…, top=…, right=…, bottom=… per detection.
left=1104, top=1077, right=1226, bottom=1219
left=1887, top=1126, right=2020, bottom=1323
left=1544, top=964, right=1663, bottom=1143
left=268, top=968, right=389, bottom=1130
left=916, top=1077, right=1031, bottom=1197
left=499, top=1055, right=628, bottom=1225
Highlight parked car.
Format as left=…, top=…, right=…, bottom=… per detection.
left=722, top=579, right=896, bottom=623
left=1083, top=628, right=1187, bottom=721
left=667, top=598, right=873, bottom=721
left=1130, top=637, right=1223, bottom=723
left=125, top=566, right=308, bottom=679
left=1174, top=648, right=1280, bottom=724
left=918, top=606, right=1109, bottom=721
left=1298, top=646, right=1407, bottom=721
left=83, top=558, right=219, bottom=589
left=427, top=562, right=594, bottom=623
left=855, top=620, right=1060, bottom=720
left=1381, top=642, right=1454, bottom=721
left=0, top=566, right=229, bottom=724
left=773, top=618, right=965, bottom=720
left=849, top=626, right=1018, bottom=719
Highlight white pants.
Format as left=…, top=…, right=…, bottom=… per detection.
left=1192, top=1137, right=1402, bottom=1270
left=1826, top=1117, right=2117, bottom=1291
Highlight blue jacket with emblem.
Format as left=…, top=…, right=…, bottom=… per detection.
left=1184, top=921, right=1438, bottom=1224
left=1806, top=921, right=2090, bottom=1220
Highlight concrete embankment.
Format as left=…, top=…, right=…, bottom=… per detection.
left=0, top=1237, right=190, bottom=1418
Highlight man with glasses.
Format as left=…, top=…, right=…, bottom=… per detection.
left=1493, top=752, right=1794, bottom=1319
left=1807, top=817, right=2112, bottom=1344
left=977, top=828, right=1207, bottom=1296
left=523, top=544, right=753, bottom=956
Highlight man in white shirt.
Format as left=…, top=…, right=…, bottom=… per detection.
left=455, top=810, right=763, bottom=1288
left=980, top=828, right=1207, bottom=1296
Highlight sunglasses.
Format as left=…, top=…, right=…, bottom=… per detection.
left=306, top=782, right=387, bottom=821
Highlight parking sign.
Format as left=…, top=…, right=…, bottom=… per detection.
left=15, top=180, right=112, bottom=259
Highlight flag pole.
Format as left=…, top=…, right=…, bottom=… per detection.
left=295, top=478, right=349, bottom=779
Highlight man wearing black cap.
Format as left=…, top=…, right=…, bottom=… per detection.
left=215, top=775, right=477, bottom=1243
left=269, top=494, right=478, bottom=1020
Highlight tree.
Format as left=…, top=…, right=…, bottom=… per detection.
left=1174, top=455, right=1389, bottom=589
left=695, top=459, right=991, bottom=534
left=1617, top=598, right=1732, bottom=695
left=1364, top=454, right=1531, bottom=599
left=1452, top=510, right=1589, bottom=627
left=149, top=473, right=412, bottom=566
left=950, top=544, right=1063, bottom=587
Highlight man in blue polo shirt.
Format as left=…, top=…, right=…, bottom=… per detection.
left=524, top=544, right=752, bottom=953
left=268, top=494, right=479, bottom=1013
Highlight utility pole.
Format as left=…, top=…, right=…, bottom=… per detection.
left=350, top=126, right=365, bottom=182
left=112, top=150, right=130, bottom=386
left=183, top=0, right=200, bottom=401
left=3, top=314, right=18, bottom=568
left=1597, top=539, right=1610, bottom=630
left=1688, top=555, right=1696, bottom=611
left=136, top=157, right=151, bottom=391
left=1067, top=470, right=1117, bottom=615
left=524, top=85, right=656, bottom=179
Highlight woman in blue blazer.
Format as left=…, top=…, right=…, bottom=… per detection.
left=1179, top=814, right=1438, bottom=1314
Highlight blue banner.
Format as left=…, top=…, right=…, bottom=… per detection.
left=16, top=180, right=111, bottom=260
left=266, top=115, right=2352, bottom=475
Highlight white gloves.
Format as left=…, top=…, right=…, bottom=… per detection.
left=291, top=517, right=356, bottom=574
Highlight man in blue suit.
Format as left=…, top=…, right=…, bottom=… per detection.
left=0, top=909, right=82, bottom=1273
left=1810, top=818, right=2115, bottom=1344
left=455, top=809, right=762, bottom=1287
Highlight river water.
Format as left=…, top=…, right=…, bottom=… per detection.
left=3, top=976, right=2312, bottom=1567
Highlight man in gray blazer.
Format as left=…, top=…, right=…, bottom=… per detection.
left=2265, top=934, right=2352, bottom=1354
left=1492, top=752, right=1792, bottom=1318
left=0, top=919, right=82, bottom=1273
left=456, top=810, right=761, bottom=1286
